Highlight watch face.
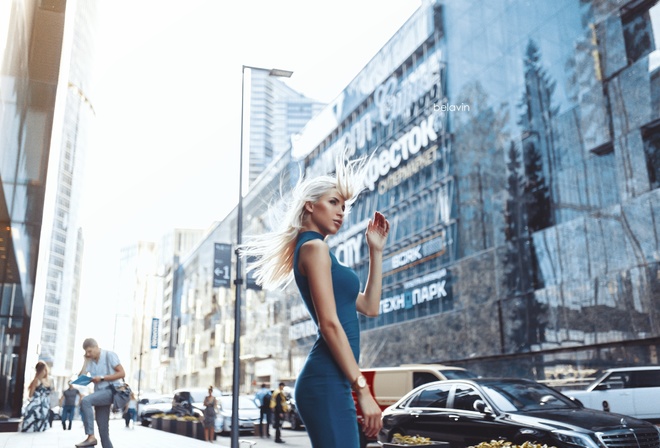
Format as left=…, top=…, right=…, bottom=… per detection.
left=357, top=376, right=367, bottom=388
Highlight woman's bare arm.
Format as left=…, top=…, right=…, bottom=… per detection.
left=356, top=211, right=390, bottom=316
left=299, top=239, right=382, bottom=438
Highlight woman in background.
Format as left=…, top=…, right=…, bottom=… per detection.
left=202, top=386, right=217, bottom=442
left=22, top=361, right=52, bottom=432
left=241, top=150, right=389, bottom=447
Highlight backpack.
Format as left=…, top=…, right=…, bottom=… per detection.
left=261, top=392, right=272, bottom=410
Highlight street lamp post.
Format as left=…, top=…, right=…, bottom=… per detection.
left=232, top=64, right=293, bottom=448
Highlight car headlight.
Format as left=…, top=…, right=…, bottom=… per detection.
left=552, top=430, right=599, bottom=448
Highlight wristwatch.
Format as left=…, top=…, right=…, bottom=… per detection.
left=100, top=376, right=105, bottom=382
left=352, top=374, right=367, bottom=391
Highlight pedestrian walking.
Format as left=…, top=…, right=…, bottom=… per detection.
left=75, top=337, right=126, bottom=448
left=202, top=386, right=217, bottom=442
left=123, top=392, right=137, bottom=428
left=254, top=383, right=271, bottom=437
left=270, top=383, right=288, bottom=443
left=60, top=381, right=82, bottom=430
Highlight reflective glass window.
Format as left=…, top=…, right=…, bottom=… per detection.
left=452, top=385, right=481, bottom=412
left=409, top=383, right=452, bottom=408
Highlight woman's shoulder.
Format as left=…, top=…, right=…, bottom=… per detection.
left=298, top=239, right=330, bottom=264
left=298, top=237, right=328, bottom=252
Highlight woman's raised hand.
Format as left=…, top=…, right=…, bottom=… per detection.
left=365, top=211, right=390, bottom=252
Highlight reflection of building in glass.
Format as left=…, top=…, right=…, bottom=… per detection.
left=39, top=0, right=98, bottom=390
left=247, top=70, right=324, bottom=186
left=165, top=0, right=660, bottom=394
left=0, top=0, right=68, bottom=420
left=284, top=0, right=660, bottom=383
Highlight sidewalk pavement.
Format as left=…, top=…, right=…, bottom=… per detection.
left=0, top=418, right=315, bottom=448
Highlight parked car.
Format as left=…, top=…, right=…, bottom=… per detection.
left=140, top=388, right=211, bottom=425
left=138, top=394, right=174, bottom=426
left=357, top=364, right=477, bottom=447
left=171, top=387, right=219, bottom=418
left=379, top=377, right=660, bottom=448
left=567, top=366, right=660, bottom=422
left=214, top=395, right=261, bottom=436
left=284, top=396, right=304, bottom=430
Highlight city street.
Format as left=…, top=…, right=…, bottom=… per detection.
left=0, top=418, right=315, bottom=448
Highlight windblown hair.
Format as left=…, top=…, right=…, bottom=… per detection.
left=240, top=149, right=369, bottom=290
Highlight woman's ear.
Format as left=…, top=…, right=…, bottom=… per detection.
left=304, top=201, right=314, bottom=214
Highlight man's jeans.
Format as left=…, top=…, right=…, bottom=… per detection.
left=61, top=405, right=75, bottom=429
left=80, top=387, right=113, bottom=448
left=259, top=408, right=271, bottom=436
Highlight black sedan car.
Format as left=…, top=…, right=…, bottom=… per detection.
left=379, top=378, right=660, bottom=448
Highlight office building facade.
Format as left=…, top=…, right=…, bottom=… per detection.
left=247, top=70, right=324, bottom=186
left=0, top=0, right=68, bottom=419
left=289, top=0, right=660, bottom=381
left=165, top=0, right=660, bottom=394
left=38, top=0, right=97, bottom=388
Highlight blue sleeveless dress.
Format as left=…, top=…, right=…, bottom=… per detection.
left=293, top=231, right=361, bottom=448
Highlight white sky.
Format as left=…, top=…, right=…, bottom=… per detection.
left=76, top=0, right=422, bottom=347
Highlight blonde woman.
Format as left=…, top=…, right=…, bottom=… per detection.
left=21, top=361, right=52, bottom=432
left=241, top=150, right=390, bottom=447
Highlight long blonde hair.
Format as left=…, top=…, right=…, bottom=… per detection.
left=240, top=149, right=369, bottom=290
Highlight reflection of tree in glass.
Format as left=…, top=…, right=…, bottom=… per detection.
left=503, top=141, right=533, bottom=295
left=502, top=142, right=547, bottom=353
left=518, top=40, right=557, bottom=231
left=452, top=81, right=509, bottom=256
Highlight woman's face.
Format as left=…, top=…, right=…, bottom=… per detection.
left=37, top=364, right=48, bottom=377
left=305, top=187, right=345, bottom=236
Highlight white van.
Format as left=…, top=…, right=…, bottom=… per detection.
left=568, top=366, right=660, bottom=422
left=363, top=364, right=478, bottom=408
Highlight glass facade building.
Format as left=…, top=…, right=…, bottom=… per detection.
left=247, top=70, right=324, bottom=187
left=288, top=0, right=660, bottom=384
left=163, top=0, right=660, bottom=394
left=39, top=0, right=97, bottom=388
left=0, top=0, right=67, bottom=419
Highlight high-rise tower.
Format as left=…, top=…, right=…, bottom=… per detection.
left=247, top=70, right=324, bottom=186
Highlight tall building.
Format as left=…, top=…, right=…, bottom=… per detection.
left=170, top=0, right=660, bottom=401
left=289, top=0, right=660, bottom=386
left=247, top=70, right=324, bottom=186
left=0, top=0, right=68, bottom=422
left=39, top=0, right=98, bottom=388
left=117, top=229, right=204, bottom=394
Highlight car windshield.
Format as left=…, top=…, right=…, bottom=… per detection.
left=480, top=380, right=579, bottom=412
left=190, top=389, right=221, bottom=403
left=190, top=391, right=208, bottom=403
left=219, top=396, right=259, bottom=410
left=441, top=370, right=478, bottom=379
